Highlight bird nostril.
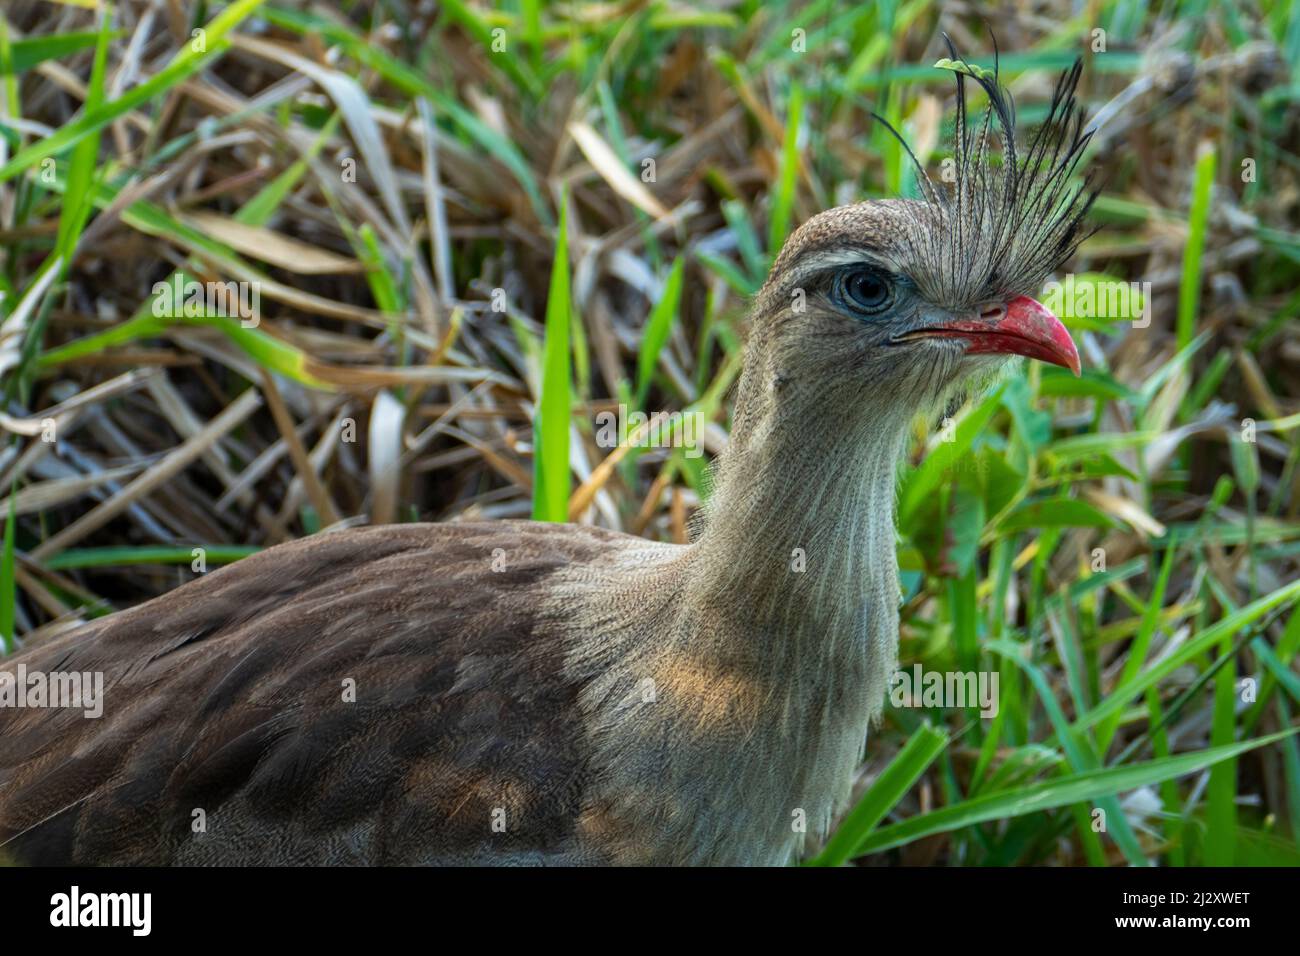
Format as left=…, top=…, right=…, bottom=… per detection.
left=980, top=303, right=1006, bottom=322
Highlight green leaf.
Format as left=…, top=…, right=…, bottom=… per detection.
left=768, top=85, right=802, bottom=256
left=693, top=248, right=760, bottom=296
left=721, top=199, right=766, bottom=281
left=54, top=9, right=111, bottom=271
left=1046, top=431, right=1160, bottom=463
left=1178, top=143, right=1216, bottom=349
left=990, top=640, right=1149, bottom=865
left=946, top=478, right=985, bottom=574
left=235, top=113, right=340, bottom=227
left=1206, top=619, right=1239, bottom=865
left=997, top=497, right=1115, bottom=533
left=635, top=256, right=684, bottom=408
left=899, top=387, right=1003, bottom=526
left=533, top=199, right=572, bottom=522
left=1076, top=579, right=1300, bottom=735
left=1097, top=546, right=1176, bottom=753
left=5, top=12, right=111, bottom=395
left=853, top=730, right=1298, bottom=856
left=1064, top=454, right=1139, bottom=482
left=4, top=32, right=125, bottom=75
left=1038, top=368, right=1137, bottom=403
left=809, top=723, right=949, bottom=866
left=357, top=223, right=403, bottom=314
left=978, top=448, right=1026, bottom=518
left=1001, top=376, right=1052, bottom=451
left=437, top=0, right=543, bottom=97
left=0, top=19, right=17, bottom=122
left=1228, top=432, right=1261, bottom=496
left=43, top=545, right=260, bottom=570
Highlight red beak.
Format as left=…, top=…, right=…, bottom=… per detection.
left=905, top=295, right=1081, bottom=376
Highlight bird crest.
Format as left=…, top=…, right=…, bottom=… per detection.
left=877, top=35, right=1100, bottom=311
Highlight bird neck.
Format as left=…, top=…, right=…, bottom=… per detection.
left=561, top=359, right=916, bottom=864
left=685, top=371, right=911, bottom=674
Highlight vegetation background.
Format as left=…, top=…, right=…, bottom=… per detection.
left=1, top=0, right=1298, bottom=866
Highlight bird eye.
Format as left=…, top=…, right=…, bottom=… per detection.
left=836, top=267, right=894, bottom=316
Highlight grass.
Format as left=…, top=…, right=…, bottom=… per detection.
left=1, top=0, right=1299, bottom=866
left=533, top=191, right=571, bottom=522
left=1179, top=142, right=1217, bottom=352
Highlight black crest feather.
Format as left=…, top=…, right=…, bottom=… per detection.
left=875, top=35, right=1100, bottom=310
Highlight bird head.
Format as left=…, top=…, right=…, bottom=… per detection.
left=743, top=45, right=1097, bottom=428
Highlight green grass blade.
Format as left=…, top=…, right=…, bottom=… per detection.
left=768, top=84, right=802, bottom=256
left=1177, top=142, right=1215, bottom=349
left=42, top=545, right=260, bottom=570
left=809, top=723, right=949, bottom=866
left=899, top=387, right=1004, bottom=527
left=1245, top=607, right=1300, bottom=732
left=1206, top=623, right=1239, bottom=864
left=54, top=7, right=110, bottom=271
left=634, top=256, right=684, bottom=408
left=4, top=32, right=123, bottom=74
left=0, top=18, right=17, bottom=123
left=854, top=729, right=1297, bottom=856
left=1097, top=545, right=1176, bottom=752
left=235, top=112, right=341, bottom=227
left=1075, top=578, right=1300, bottom=735
left=437, top=0, right=542, bottom=97
left=991, top=640, right=1149, bottom=865
left=532, top=198, right=572, bottom=522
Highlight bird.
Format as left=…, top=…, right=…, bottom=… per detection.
left=0, top=46, right=1096, bottom=866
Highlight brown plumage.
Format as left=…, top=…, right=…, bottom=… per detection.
left=0, top=51, right=1096, bottom=866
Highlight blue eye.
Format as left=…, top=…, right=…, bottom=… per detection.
left=836, top=267, right=894, bottom=315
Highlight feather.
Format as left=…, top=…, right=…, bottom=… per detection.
left=874, top=34, right=1100, bottom=310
